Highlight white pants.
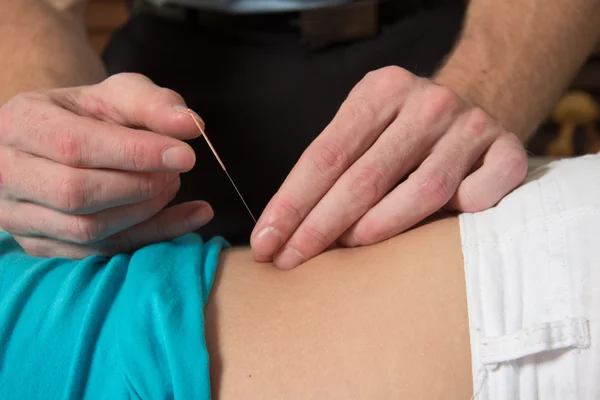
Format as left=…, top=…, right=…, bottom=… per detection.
left=460, top=155, right=600, bottom=399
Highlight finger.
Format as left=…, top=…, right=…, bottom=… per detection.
left=254, top=254, right=272, bottom=263
left=105, top=200, right=214, bottom=253
left=4, top=102, right=197, bottom=171
left=251, top=67, right=416, bottom=258
left=52, top=73, right=201, bottom=140
left=446, top=133, right=528, bottom=212
left=271, top=84, right=464, bottom=268
left=339, top=108, right=503, bottom=248
left=1, top=148, right=179, bottom=214
left=12, top=235, right=96, bottom=259
left=13, top=201, right=213, bottom=259
left=0, top=177, right=182, bottom=244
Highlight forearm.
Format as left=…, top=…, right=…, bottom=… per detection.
left=434, top=0, right=600, bottom=140
left=0, top=0, right=107, bottom=104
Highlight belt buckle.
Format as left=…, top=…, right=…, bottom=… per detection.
left=299, top=0, right=379, bottom=49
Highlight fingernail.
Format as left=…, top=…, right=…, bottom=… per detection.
left=276, top=247, right=305, bottom=270
left=171, top=104, right=205, bottom=128
left=162, top=146, right=196, bottom=171
left=171, top=104, right=190, bottom=113
left=251, top=226, right=283, bottom=255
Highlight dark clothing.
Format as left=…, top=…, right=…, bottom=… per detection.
left=102, top=2, right=464, bottom=244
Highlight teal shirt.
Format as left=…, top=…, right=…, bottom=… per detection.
left=0, top=232, right=228, bottom=399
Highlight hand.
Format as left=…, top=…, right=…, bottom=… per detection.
left=251, top=66, right=528, bottom=269
left=0, top=73, right=213, bottom=258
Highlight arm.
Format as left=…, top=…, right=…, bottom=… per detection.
left=435, top=0, right=600, bottom=139
left=0, top=0, right=107, bottom=103
left=0, top=2, right=211, bottom=258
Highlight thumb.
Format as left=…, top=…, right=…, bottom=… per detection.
left=52, top=73, right=202, bottom=140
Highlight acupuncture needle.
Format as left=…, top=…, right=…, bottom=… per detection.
left=180, top=108, right=257, bottom=224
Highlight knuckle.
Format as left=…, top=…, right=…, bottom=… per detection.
left=269, top=195, right=303, bottom=224
left=104, top=74, right=122, bottom=85
left=80, top=90, right=117, bottom=120
left=345, top=94, right=380, bottom=124
left=154, top=179, right=178, bottom=208
left=368, top=66, right=413, bottom=88
left=414, top=169, right=455, bottom=205
left=56, top=129, right=84, bottom=166
left=421, top=85, right=462, bottom=124
left=107, top=72, right=149, bottom=85
left=167, top=176, right=182, bottom=199
left=56, top=174, right=87, bottom=212
left=139, top=173, right=164, bottom=199
left=462, top=108, right=492, bottom=139
left=154, top=87, right=184, bottom=105
left=145, top=216, right=175, bottom=243
left=124, top=139, right=148, bottom=171
left=309, top=141, right=349, bottom=181
left=297, top=223, right=332, bottom=250
left=497, top=145, right=528, bottom=182
left=154, top=219, right=172, bottom=240
left=362, top=66, right=414, bottom=101
left=431, top=83, right=460, bottom=101
left=69, top=215, right=104, bottom=244
left=59, top=88, right=85, bottom=114
left=5, top=92, right=35, bottom=112
left=349, top=166, right=388, bottom=206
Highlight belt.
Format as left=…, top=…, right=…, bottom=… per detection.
left=134, top=0, right=458, bottom=49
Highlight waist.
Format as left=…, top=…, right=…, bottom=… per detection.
left=133, top=0, right=461, bottom=47
left=138, top=0, right=367, bottom=14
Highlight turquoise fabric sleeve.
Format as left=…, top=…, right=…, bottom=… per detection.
left=0, top=232, right=229, bottom=399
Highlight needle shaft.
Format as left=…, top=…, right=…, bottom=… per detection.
left=183, top=109, right=256, bottom=223
left=225, top=169, right=257, bottom=223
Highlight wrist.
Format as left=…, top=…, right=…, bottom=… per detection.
left=432, top=44, right=529, bottom=140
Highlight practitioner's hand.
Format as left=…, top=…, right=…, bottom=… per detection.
left=0, top=73, right=214, bottom=258
left=251, top=66, right=528, bottom=269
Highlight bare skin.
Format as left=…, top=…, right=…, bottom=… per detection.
left=0, top=1, right=212, bottom=257
left=206, top=215, right=472, bottom=399
left=251, top=0, right=600, bottom=268
left=0, top=0, right=104, bottom=101
left=436, top=0, right=600, bottom=137
left=0, top=0, right=597, bottom=264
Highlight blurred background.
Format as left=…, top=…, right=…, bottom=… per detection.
left=86, top=0, right=600, bottom=160
left=86, top=0, right=128, bottom=54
